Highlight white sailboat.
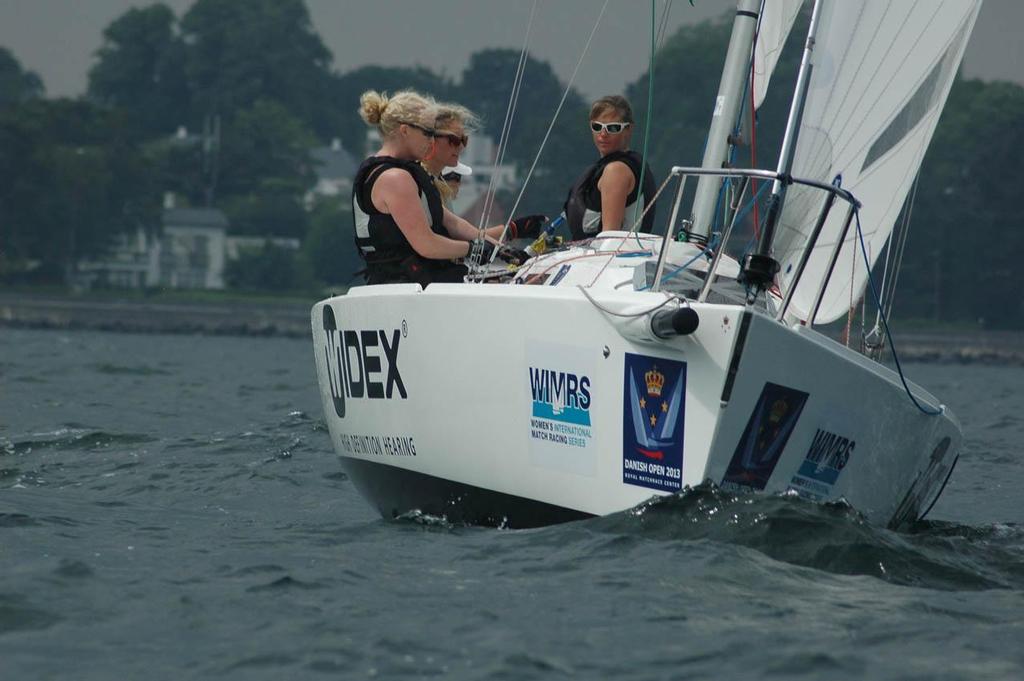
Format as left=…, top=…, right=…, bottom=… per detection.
left=311, top=0, right=982, bottom=528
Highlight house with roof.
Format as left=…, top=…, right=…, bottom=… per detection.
left=77, top=201, right=230, bottom=290
left=306, top=138, right=358, bottom=205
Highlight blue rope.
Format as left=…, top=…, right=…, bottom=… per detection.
left=637, top=236, right=717, bottom=291
left=854, top=208, right=942, bottom=416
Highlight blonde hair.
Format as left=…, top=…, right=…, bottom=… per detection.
left=426, top=102, right=478, bottom=205
left=420, top=162, right=456, bottom=206
left=359, top=89, right=436, bottom=137
left=434, top=101, right=479, bottom=134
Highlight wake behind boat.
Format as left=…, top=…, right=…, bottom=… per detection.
left=312, top=0, right=981, bottom=529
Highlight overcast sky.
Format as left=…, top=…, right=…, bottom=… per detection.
left=1, top=0, right=1021, bottom=101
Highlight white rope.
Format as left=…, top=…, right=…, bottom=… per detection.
left=493, top=0, right=611, bottom=253
left=578, top=285, right=679, bottom=318
left=478, top=0, right=538, bottom=233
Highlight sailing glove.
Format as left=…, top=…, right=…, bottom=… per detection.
left=508, top=214, right=548, bottom=240
left=497, top=245, right=531, bottom=266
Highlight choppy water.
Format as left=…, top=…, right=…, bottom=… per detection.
left=2, top=327, right=1023, bottom=680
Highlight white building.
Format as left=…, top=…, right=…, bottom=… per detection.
left=77, top=204, right=299, bottom=291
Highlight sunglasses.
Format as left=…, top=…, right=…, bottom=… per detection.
left=590, top=121, right=631, bottom=134
left=400, top=121, right=436, bottom=137
left=436, top=132, right=469, bottom=147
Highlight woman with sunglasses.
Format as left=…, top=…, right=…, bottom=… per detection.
left=423, top=102, right=546, bottom=240
left=421, top=103, right=473, bottom=207
left=564, top=95, right=658, bottom=240
left=353, top=90, right=512, bottom=286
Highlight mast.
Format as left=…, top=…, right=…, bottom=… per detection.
left=689, top=0, right=762, bottom=243
left=738, top=0, right=823, bottom=299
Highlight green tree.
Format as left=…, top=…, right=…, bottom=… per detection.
left=180, top=0, right=334, bottom=137
left=0, top=47, right=44, bottom=108
left=217, top=98, right=317, bottom=198
left=224, top=242, right=313, bottom=291
left=222, top=193, right=309, bottom=239
left=0, top=99, right=157, bottom=282
left=897, top=77, right=1024, bottom=328
left=303, top=195, right=361, bottom=286
left=458, top=49, right=590, bottom=218
left=87, top=4, right=190, bottom=138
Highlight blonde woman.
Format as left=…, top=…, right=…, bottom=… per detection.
left=354, top=91, right=530, bottom=285
left=424, top=101, right=546, bottom=238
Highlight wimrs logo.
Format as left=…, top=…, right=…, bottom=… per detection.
left=322, top=306, right=406, bottom=418
left=796, top=428, right=856, bottom=485
left=529, top=368, right=591, bottom=425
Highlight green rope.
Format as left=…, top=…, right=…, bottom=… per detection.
left=631, top=0, right=658, bottom=234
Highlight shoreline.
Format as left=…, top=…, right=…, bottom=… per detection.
left=2, top=291, right=1022, bottom=365
left=0, top=291, right=313, bottom=338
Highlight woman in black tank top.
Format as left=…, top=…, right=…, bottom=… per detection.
left=354, top=92, right=537, bottom=285
left=564, top=95, right=657, bottom=240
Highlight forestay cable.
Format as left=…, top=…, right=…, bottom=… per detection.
left=478, top=0, right=538, bottom=233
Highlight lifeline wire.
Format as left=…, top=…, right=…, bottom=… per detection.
left=578, top=285, right=680, bottom=318
left=854, top=207, right=942, bottom=416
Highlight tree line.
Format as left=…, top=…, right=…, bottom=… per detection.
left=1, top=1, right=1022, bottom=327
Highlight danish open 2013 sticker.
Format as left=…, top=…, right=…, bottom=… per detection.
left=622, top=353, right=686, bottom=493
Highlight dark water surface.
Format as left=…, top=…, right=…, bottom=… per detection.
left=2, top=328, right=1023, bottom=680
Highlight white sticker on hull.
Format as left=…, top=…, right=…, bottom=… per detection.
left=526, top=341, right=597, bottom=477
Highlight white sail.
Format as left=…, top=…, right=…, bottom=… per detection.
left=771, top=0, right=982, bottom=324
left=752, top=0, right=804, bottom=110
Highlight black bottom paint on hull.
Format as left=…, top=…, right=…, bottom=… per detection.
left=340, top=456, right=594, bottom=529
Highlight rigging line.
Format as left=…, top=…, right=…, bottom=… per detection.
left=628, top=0, right=665, bottom=246
left=478, top=0, right=537, bottom=233
left=873, top=174, right=919, bottom=306
left=656, top=0, right=674, bottom=49
left=585, top=172, right=678, bottom=288
left=882, top=169, right=919, bottom=321
left=478, top=53, right=528, bottom=235
left=854, top=206, right=942, bottom=416
left=642, top=241, right=714, bottom=291
left=749, top=0, right=764, bottom=236
left=481, top=37, right=528, bottom=232
left=492, top=0, right=612, bottom=256
left=826, top=135, right=927, bottom=308
left=578, top=285, right=679, bottom=318
left=875, top=172, right=911, bottom=308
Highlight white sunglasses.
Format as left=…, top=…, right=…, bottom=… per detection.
left=590, top=121, right=631, bottom=134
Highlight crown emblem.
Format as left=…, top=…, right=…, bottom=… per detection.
left=768, top=399, right=789, bottom=423
left=645, top=367, right=665, bottom=397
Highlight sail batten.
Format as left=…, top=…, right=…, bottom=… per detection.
left=771, top=0, right=982, bottom=324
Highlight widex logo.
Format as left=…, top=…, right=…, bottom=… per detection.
left=322, top=306, right=406, bottom=418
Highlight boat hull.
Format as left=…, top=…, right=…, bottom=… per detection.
left=311, top=283, right=959, bottom=529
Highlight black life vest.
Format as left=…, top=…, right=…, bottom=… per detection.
left=351, top=156, right=465, bottom=285
left=564, top=150, right=658, bottom=240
